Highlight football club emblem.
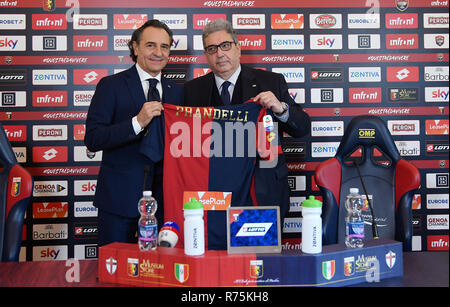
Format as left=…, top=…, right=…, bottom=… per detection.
left=343, top=256, right=355, bottom=276
left=385, top=250, right=396, bottom=269
left=435, top=35, right=445, bottom=47
left=249, top=260, right=264, bottom=279
left=322, top=260, right=336, bottom=280
left=174, top=263, right=189, bottom=283
left=11, top=177, right=21, bottom=197
left=127, top=258, right=139, bottom=277
left=105, top=256, right=117, bottom=275
left=396, top=0, right=409, bottom=11
left=43, top=0, right=56, bottom=11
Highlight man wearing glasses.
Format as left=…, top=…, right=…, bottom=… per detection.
left=183, top=19, right=311, bottom=239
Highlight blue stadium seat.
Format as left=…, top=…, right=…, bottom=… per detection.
left=314, top=115, right=420, bottom=251
left=0, top=123, right=33, bottom=261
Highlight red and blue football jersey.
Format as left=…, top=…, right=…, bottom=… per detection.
left=140, top=102, right=280, bottom=249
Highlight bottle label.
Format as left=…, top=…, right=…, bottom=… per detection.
left=139, top=224, right=157, bottom=242
left=347, top=222, right=364, bottom=238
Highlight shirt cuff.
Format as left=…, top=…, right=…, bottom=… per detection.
left=273, top=106, right=289, bottom=123
left=132, top=116, right=144, bottom=135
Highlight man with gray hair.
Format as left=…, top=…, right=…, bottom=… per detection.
left=184, top=18, right=311, bottom=249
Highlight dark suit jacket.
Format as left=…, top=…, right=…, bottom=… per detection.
left=85, top=65, right=184, bottom=219
left=184, top=65, right=311, bottom=219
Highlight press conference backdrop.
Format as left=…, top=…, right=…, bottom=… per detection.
left=0, top=0, right=448, bottom=261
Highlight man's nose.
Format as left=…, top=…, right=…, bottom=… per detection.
left=153, top=45, right=163, bottom=56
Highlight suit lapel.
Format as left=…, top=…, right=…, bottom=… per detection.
left=124, top=65, right=146, bottom=111
left=161, top=77, right=172, bottom=103
left=202, top=72, right=217, bottom=107
left=238, top=65, right=260, bottom=102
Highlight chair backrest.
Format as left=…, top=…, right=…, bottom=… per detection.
left=0, top=123, right=33, bottom=261
left=315, top=115, right=420, bottom=251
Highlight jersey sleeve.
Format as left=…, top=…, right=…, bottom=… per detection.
left=256, top=108, right=281, bottom=161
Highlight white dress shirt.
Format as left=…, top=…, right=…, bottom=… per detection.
left=213, top=65, right=289, bottom=122
left=132, top=63, right=163, bottom=134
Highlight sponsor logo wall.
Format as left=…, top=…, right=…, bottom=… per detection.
left=0, top=0, right=448, bottom=260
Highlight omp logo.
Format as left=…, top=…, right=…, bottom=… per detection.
left=358, top=128, right=375, bottom=139
left=236, top=223, right=273, bottom=237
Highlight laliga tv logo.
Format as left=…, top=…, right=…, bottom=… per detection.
left=236, top=223, right=273, bottom=237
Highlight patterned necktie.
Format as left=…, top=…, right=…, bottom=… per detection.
left=147, top=78, right=160, bottom=102
left=220, top=81, right=231, bottom=105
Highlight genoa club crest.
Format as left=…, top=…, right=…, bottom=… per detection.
left=43, top=0, right=56, bottom=11
left=343, top=256, right=355, bottom=276
left=322, top=260, right=336, bottom=280
left=174, top=263, right=189, bottom=283
left=127, top=258, right=139, bottom=277
left=249, top=260, right=264, bottom=279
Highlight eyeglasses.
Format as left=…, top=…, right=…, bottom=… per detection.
left=204, top=41, right=236, bottom=55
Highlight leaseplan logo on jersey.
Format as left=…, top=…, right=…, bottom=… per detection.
left=236, top=223, right=273, bottom=237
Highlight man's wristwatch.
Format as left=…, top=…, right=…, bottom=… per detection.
left=275, top=102, right=289, bottom=116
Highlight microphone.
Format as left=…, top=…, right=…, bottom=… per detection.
left=158, top=221, right=179, bottom=247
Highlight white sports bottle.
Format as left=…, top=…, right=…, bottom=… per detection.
left=301, top=195, right=322, bottom=254
left=183, top=198, right=205, bottom=256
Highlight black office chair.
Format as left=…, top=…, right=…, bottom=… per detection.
left=0, top=123, right=33, bottom=261
left=314, top=116, right=420, bottom=251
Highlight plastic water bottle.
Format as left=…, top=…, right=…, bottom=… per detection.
left=183, top=197, right=205, bottom=256
left=138, top=191, right=158, bottom=251
left=345, top=188, right=364, bottom=248
left=301, top=196, right=322, bottom=254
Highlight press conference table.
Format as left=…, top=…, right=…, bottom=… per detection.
left=0, top=251, right=448, bottom=287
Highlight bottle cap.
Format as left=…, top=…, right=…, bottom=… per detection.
left=143, top=190, right=152, bottom=197
left=183, top=197, right=203, bottom=210
left=301, top=195, right=322, bottom=208
left=350, top=188, right=359, bottom=194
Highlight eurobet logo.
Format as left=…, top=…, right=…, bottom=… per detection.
left=358, top=128, right=376, bottom=139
